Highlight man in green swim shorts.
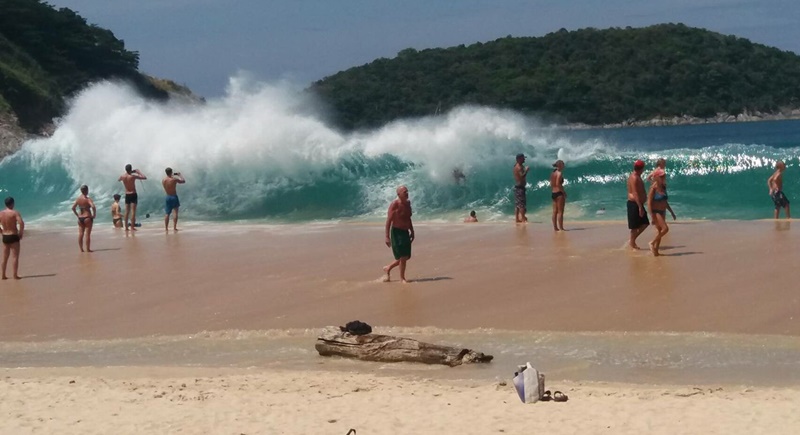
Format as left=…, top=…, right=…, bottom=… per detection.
left=383, top=185, right=415, bottom=283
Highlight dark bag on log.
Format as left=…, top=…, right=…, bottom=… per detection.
left=340, top=320, right=372, bottom=335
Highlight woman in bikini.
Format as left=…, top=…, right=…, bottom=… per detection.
left=647, top=169, right=676, bottom=256
left=71, top=185, right=97, bottom=253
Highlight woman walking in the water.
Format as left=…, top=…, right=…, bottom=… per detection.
left=647, top=169, right=676, bottom=256
left=71, top=185, right=97, bottom=253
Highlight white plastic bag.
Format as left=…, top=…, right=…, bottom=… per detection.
left=512, top=362, right=545, bottom=403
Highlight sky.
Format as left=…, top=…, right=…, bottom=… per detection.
left=45, top=0, right=800, bottom=98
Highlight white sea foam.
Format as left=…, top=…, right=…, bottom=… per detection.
left=6, top=76, right=609, bottom=222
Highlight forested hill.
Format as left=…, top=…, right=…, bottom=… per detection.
left=311, top=24, right=800, bottom=130
left=0, top=0, right=188, bottom=134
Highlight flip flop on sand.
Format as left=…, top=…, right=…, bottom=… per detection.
left=553, top=391, right=569, bottom=402
left=540, top=390, right=552, bottom=401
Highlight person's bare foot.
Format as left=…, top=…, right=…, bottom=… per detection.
left=173, top=228, right=179, bottom=232
left=2, top=276, right=7, bottom=280
left=382, top=266, right=391, bottom=282
left=87, top=249, right=93, bottom=253
left=401, top=279, right=409, bottom=284
left=14, top=275, right=21, bottom=280
left=629, top=242, right=641, bottom=250
left=649, top=241, right=659, bottom=256
left=80, top=248, right=84, bottom=252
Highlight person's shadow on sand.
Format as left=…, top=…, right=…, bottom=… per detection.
left=660, top=251, right=703, bottom=257
left=658, top=245, right=686, bottom=251
left=16, top=273, right=57, bottom=279
left=407, top=276, right=453, bottom=283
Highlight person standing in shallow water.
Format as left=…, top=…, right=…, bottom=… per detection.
left=383, top=185, right=414, bottom=284
left=162, top=167, right=186, bottom=232
left=0, top=197, right=24, bottom=280
left=118, top=164, right=147, bottom=230
left=513, top=153, right=530, bottom=223
left=768, top=161, right=791, bottom=219
left=71, top=185, right=97, bottom=252
left=550, top=160, right=566, bottom=231
left=627, top=160, right=649, bottom=250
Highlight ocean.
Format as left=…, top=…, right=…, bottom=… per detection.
left=1, top=80, right=798, bottom=226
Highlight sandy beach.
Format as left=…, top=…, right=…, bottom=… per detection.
left=2, top=366, right=799, bottom=435
left=2, top=220, right=800, bottom=434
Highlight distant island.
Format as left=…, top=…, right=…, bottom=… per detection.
left=0, top=0, right=198, bottom=157
left=4, top=8, right=800, bottom=159
left=311, top=23, right=800, bottom=130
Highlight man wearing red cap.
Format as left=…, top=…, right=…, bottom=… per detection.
left=627, top=160, right=649, bottom=249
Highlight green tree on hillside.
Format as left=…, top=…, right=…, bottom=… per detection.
left=311, top=24, right=800, bottom=130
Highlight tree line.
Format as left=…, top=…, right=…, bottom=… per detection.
left=310, top=24, right=800, bottom=130
left=0, top=0, right=167, bottom=132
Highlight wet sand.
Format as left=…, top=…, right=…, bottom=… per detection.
left=1, top=219, right=798, bottom=340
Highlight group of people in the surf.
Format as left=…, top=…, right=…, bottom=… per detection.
left=0, top=164, right=185, bottom=279
left=0, top=156, right=791, bottom=280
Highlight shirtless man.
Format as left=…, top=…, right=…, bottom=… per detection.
left=118, top=164, right=147, bottom=230
left=768, top=161, right=790, bottom=219
left=0, top=197, right=24, bottom=280
left=627, top=160, right=650, bottom=249
left=513, top=154, right=530, bottom=223
left=550, top=160, right=566, bottom=231
left=162, top=167, right=186, bottom=231
left=464, top=210, right=478, bottom=223
left=111, top=194, right=123, bottom=228
left=383, top=185, right=414, bottom=283
left=71, top=185, right=97, bottom=252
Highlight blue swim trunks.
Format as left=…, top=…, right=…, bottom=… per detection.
left=165, top=195, right=180, bottom=215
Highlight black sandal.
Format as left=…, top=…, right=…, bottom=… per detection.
left=540, top=390, right=552, bottom=401
left=553, top=391, right=569, bottom=402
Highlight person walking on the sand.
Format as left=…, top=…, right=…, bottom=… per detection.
left=768, top=161, right=791, bottom=219
left=647, top=169, right=676, bottom=256
left=627, top=160, right=649, bottom=250
left=383, top=185, right=414, bottom=283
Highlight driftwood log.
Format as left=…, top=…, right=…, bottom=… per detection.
left=315, top=326, right=493, bottom=367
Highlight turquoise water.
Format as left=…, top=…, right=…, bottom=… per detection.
left=1, top=82, right=798, bottom=224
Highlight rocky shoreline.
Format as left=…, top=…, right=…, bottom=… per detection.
left=566, top=108, right=800, bottom=129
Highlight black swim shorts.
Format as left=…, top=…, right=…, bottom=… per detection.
left=2, top=234, right=20, bottom=245
left=771, top=191, right=790, bottom=209
left=627, top=200, right=649, bottom=229
left=125, top=193, right=138, bottom=205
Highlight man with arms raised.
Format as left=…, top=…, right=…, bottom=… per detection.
left=627, top=160, right=649, bottom=249
left=0, top=197, right=24, bottom=280
left=162, top=167, right=186, bottom=231
left=118, top=164, right=147, bottom=230
left=513, top=153, right=530, bottom=223
left=383, top=185, right=415, bottom=284
left=768, top=161, right=790, bottom=219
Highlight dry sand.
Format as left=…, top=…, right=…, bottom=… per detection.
left=2, top=366, right=799, bottom=435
